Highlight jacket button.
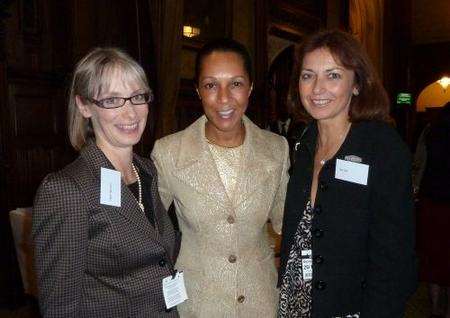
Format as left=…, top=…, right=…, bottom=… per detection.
left=227, top=215, right=235, bottom=224
left=319, top=181, right=328, bottom=191
left=361, top=280, right=367, bottom=289
left=159, top=259, right=166, bottom=267
left=314, top=255, right=324, bottom=264
left=237, top=295, right=245, bottom=303
left=314, top=205, right=322, bottom=215
left=313, top=229, right=324, bottom=238
left=315, top=280, right=327, bottom=290
left=228, top=255, right=237, bottom=263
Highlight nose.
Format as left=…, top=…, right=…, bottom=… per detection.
left=312, top=77, right=325, bottom=95
left=217, top=84, right=230, bottom=103
left=122, top=99, right=138, bottom=119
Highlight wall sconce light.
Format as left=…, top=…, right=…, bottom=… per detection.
left=437, top=76, right=450, bottom=91
left=183, top=25, right=201, bottom=38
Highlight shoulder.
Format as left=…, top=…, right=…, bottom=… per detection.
left=353, top=121, right=411, bottom=170
left=33, top=159, right=88, bottom=221
left=36, top=156, right=87, bottom=197
left=154, top=129, right=184, bottom=151
left=248, top=118, right=288, bottom=152
left=259, top=128, right=287, bottom=147
left=154, top=118, right=202, bottom=152
left=357, top=121, right=410, bottom=155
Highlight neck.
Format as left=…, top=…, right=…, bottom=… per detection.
left=97, top=143, right=135, bottom=184
left=205, top=121, right=245, bottom=148
left=317, top=117, right=351, bottom=148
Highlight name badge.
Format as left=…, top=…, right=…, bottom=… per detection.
left=335, top=159, right=369, bottom=186
left=301, top=249, right=313, bottom=281
left=100, top=167, right=121, bottom=207
left=162, top=271, right=188, bottom=309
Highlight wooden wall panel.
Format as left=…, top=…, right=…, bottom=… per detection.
left=0, top=0, right=154, bottom=307
left=5, top=75, right=74, bottom=209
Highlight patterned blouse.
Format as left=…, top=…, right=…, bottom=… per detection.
left=278, top=200, right=314, bottom=317
left=278, top=200, right=360, bottom=318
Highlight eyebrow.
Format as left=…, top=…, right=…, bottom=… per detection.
left=301, top=67, right=345, bottom=72
left=99, top=89, right=145, bottom=98
left=200, top=75, right=247, bottom=81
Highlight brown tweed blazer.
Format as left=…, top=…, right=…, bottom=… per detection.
left=32, top=142, right=179, bottom=317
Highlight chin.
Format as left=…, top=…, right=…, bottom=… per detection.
left=219, top=120, right=243, bottom=133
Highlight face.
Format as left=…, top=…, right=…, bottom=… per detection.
left=76, top=69, right=148, bottom=154
left=299, top=47, right=358, bottom=124
left=197, top=51, right=252, bottom=136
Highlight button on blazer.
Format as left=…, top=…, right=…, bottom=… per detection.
left=32, top=142, right=179, bottom=317
left=279, top=121, right=417, bottom=317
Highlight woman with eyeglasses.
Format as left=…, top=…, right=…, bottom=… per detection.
left=32, top=48, right=180, bottom=317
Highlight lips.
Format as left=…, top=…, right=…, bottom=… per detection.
left=218, top=109, right=234, bottom=119
left=311, top=99, right=332, bottom=106
left=116, top=122, right=139, bottom=132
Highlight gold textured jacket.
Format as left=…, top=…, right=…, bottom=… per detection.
left=151, top=115, right=289, bottom=317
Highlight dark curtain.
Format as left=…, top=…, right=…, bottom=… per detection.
left=149, top=0, right=184, bottom=138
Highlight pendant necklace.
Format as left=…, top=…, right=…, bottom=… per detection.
left=318, top=123, right=351, bottom=166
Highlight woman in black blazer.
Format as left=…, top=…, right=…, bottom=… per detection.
left=278, top=30, right=417, bottom=317
left=32, top=48, right=180, bottom=317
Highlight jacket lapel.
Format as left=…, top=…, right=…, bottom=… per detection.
left=172, top=116, right=231, bottom=208
left=234, top=117, right=277, bottom=207
left=80, top=142, right=160, bottom=241
left=133, top=154, right=168, bottom=237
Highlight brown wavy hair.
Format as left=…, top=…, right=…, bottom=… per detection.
left=292, top=29, right=390, bottom=123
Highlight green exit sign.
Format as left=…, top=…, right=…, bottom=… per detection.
left=397, top=93, right=412, bottom=105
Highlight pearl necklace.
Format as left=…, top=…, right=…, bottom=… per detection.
left=131, top=163, right=144, bottom=212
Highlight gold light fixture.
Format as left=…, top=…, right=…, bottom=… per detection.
left=183, top=25, right=200, bottom=38
left=437, top=76, right=450, bottom=91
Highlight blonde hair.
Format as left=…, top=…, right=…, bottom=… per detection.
left=68, top=47, right=150, bottom=150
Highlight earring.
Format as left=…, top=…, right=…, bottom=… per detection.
left=353, top=89, right=359, bottom=96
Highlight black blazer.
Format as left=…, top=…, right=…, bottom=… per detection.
left=279, top=121, right=417, bottom=317
left=33, top=142, right=180, bottom=317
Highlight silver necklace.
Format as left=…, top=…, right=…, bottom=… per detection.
left=131, top=163, right=144, bottom=212
left=318, top=123, right=351, bottom=166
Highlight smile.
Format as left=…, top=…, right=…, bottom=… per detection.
left=218, top=109, right=234, bottom=118
left=311, top=99, right=332, bottom=106
left=116, top=123, right=139, bottom=131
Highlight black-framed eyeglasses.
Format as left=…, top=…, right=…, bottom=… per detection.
left=87, top=93, right=153, bottom=109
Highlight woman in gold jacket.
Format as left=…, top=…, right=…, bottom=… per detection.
left=151, top=39, right=290, bottom=317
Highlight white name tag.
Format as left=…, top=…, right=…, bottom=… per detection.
left=301, top=249, right=313, bottom=281
left=162, top=272, right=188, bottom=309
left=100, top=167, right=121, bottom=207
left=335, top=159, right=369, bottom=186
